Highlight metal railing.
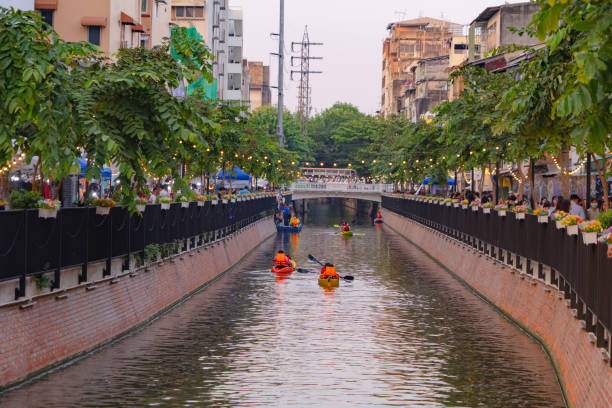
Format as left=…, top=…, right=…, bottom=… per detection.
left=0, top=197, right=277, bottom=299
left=382, top=195, right=612, bottom=363
left=290, top=182, right=394, bottom=193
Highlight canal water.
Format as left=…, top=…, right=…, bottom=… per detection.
left=1, top=201, right=565, bottom=407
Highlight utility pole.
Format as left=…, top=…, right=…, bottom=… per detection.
left=291, top=26, right=323, bottom=132
left=276, top=0, right=285, bottom=146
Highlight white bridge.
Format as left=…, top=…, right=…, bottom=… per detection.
left=288, top=182, right=394, bottom=203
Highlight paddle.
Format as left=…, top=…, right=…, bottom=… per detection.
left=333, top=224, right=341, bottom=228
left=307, top=254, right=354, bottom=281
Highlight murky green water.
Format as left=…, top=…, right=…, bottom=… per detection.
left=0, top=201, right=564, bottom=407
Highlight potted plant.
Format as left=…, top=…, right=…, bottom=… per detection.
left=136, top=197, right=147, bottom=213
left=195, top=195, right=206, bottom=207
left=482, top=202, right=493, bottom=214
left=600, top=228, right=612, bottom=258
left=452, top=198, right=460, bottom=208
left=37, top=199, right=61, bottom=219
left=495, top=204, right=508, bottom=217
left=208, top=193, right=219, bottom=205
left=470, top=201, right=479, bottom=211
left=512, top=204, right=528, bottom=220
left=175, top=194, right=190, bottom=208
left=553, top=211, right=568, bottom=229
left=460, top=199, right=469, bottom=209
left=533, top=208, right=549, bottom=223
left=92, top=198, right=116, bottom=215
left=579, top=220, right=602, bottom=245
left=222, top=194, right=231, bottom=204
left=159, top=197, right=172, bottom=210
left=561, top=215, right=582, bottom=236
left=444, top=198, right=452, bottom=207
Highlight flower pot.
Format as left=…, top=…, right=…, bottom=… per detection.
left=38, top=208, right=58, bottom=219
left=197, top=201, right=204, bottom=207
left=497, top=210, right=506, bottom=217
left=453, top=203, right=459, bottom=208
left=555, top=220, right=564, bottom=229
left=96, top=206, right=111, bottom=216
left=231, top=199, right=236, bottom=203
left=161, top=203, right=171, bottom=210
left=566, top=225, right=578, bottom=236
left=514, top=212, right=525, bottom=220
left=180, top=202, right=189, bottom=208
left=446, top=202, right=451, bottom=207
left=471, top=206, right=479, bottom=212
left=537, top=216, right=548, bottom=224
left=607, top=244, right=612, bottom=259
left=461, top=204, right=468, bottom=209
left=582, top=232, right=598, bottom=245
left=483, top=208, right=491, bottom=214
left=222, top=199, right=228, bottom=204
left=136, top=204, right=146, bottom=213
left=211, top=200, right=218, bottom=205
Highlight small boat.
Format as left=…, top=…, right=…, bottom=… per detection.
left=276, top=224, right=303, bottom=233
left=272, top=265, right=295, bottom=274
left=340, top=230, right=353, bottom=237
left=318, top=277, right=340, bottom=288
left=374, top=218, right=383, bottom=224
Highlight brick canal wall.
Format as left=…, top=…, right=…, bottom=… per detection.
left=0, top=217, right=276, bottom=389
left=382, top=209, right=612, bottom=408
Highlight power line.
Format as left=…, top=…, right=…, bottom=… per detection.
left=291, top=26, right=323, bottom=133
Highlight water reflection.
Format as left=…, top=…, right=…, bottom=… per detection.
left=0, top=201, right=564, bottom=408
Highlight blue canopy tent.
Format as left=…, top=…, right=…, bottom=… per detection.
left=422, top=176, right=455, bottom=186
left=77, top=158, right=112, bottom=178
left=216, top=167, right=252, bottom=181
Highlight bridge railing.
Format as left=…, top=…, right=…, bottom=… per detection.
left=290, top=182, right=394, bottom=193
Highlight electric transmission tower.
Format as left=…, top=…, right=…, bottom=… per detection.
left=291, top=26, right=322, bottom=132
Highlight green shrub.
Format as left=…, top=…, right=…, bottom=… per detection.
left=8, top=190, right=43, bottom=209
left=598, top=209, right=612, bottom=229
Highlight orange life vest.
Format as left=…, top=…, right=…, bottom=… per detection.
left=377, top=212, right=381, bottom=219
left=320, top=266, right=339, bottom=279
left=274, top=253, right=290, bottom=267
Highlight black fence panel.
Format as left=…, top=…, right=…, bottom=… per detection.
left=0, top=197, right=276, bottom=288
left=382, top=196, right=612, bottom=335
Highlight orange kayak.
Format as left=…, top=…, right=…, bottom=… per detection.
left=271, top=266, right=295, bottom=274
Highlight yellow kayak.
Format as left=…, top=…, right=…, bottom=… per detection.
left=318, top=277, right=340, bottom=287
left=340, top=230, right=353, bottom=237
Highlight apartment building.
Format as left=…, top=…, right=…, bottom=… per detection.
left=19, top=0, right=170, bottom=55
left=381, top=17, right=461, bottom=116
left=404, top=55, right=450, bottom=122
left=244, top=61, right=271, bottom=111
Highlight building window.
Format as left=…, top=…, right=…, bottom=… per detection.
left=155, top=1, right=159, bottom=18
left=140, top=38, right=146, bottom=48
left=39, top=9, right=53, bottom=29
left=227, top=73, right=241, bottom=91
left=228, top=46, right=242, bottom=64
left=141, top=0, right=148, bottom=13
left=228, top=19, right=242, bottom=37
left=88, top=26, right=101, bottom=46
left=173, top=6, right=204, bottom=18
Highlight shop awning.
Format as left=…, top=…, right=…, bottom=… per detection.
left=35, top=0, right=57, bottom=10
left=120, top=12, right=135, bottom=25
left=132, top=24, right=145, bottom=33
left=81, top=17, right=107, bottom=27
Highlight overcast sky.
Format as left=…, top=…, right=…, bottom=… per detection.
left=231, top=0, right=529, bottom=115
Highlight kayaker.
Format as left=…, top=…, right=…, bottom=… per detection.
left=320, top=263, right=340, bottom=279
left=274, top=250, right=292, bottom=267
left=281, top=203, right=291, bottom=226
left=341, top=222, right=350, bottom=232
left=376, top=211, right=382, bottom=219
left=290, top=217, right=300, bottom=227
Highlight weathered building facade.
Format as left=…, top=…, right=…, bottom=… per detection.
left=404, top=55, right=450, bottom=122
left=381, top=17, right=460, bottom=116
left=244, top=61, right=271, bottom=111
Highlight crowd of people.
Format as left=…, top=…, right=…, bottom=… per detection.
left=426, top=190, right=611, bottom=221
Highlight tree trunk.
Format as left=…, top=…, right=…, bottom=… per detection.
left=478, top=164, right=486, bottom=195
left=529, top=158, right=537, bottom=208
left=593, top=155, right=609, bottom=211
left=31, top=158, right=40, bottom=193
left=559, top=151, right=570, bottom=198
left=515, top=160, right=526, bottom=199
left=52, top=179, right=63, bottom=200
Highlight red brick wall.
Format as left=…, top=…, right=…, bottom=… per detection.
left=0, top=219, right=275, bottom=389
left=383, top=210, right=612, bottom=408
